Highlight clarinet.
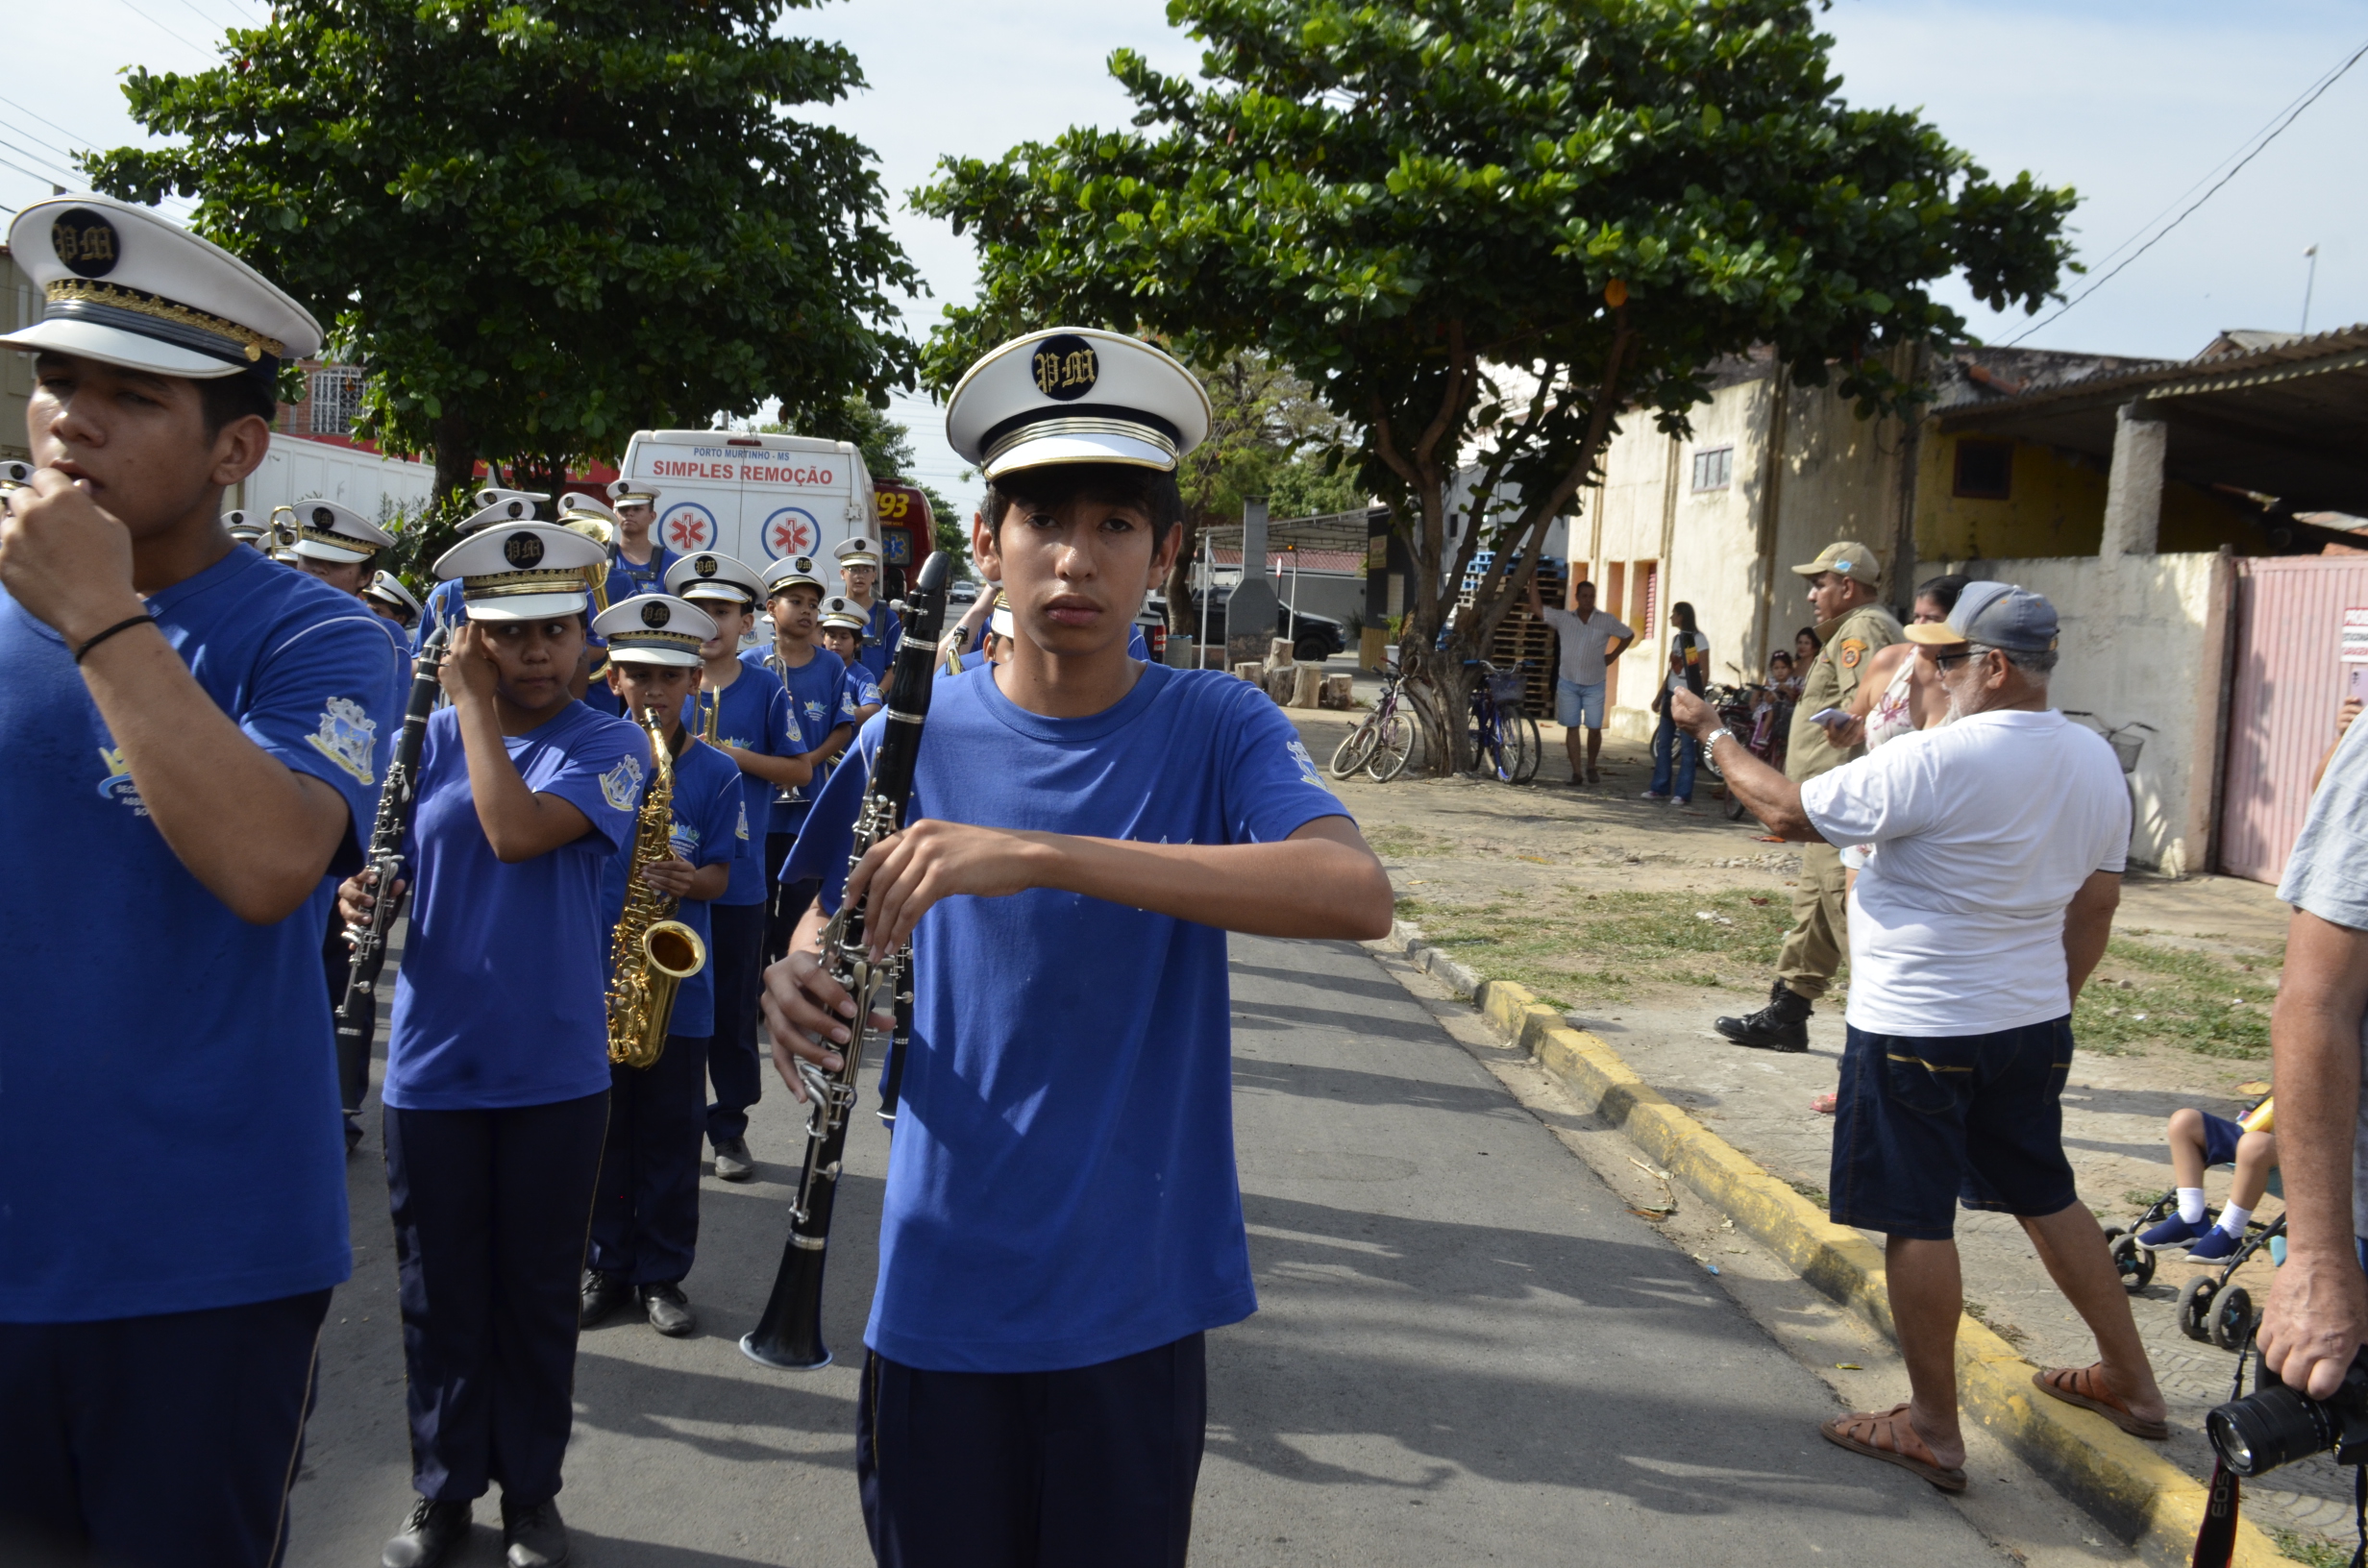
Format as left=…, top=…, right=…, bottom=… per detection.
left=742, top=552, right=950, bottom=1371
left=333, top=625, right=449, bottom=1118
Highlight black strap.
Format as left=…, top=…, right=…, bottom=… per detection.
left=73, top=612, right=157, bottom=665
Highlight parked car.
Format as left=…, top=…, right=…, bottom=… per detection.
left=1150, top=589, right=1344, bottom=663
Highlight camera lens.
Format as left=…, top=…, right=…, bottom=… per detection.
left=2208, top=1384, right=2336, bottom=1478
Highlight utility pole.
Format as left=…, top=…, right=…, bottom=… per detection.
left=2302, top=243, right=2320, bottom=334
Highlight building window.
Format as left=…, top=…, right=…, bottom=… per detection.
left=1690, top=445, right=1733, bottom=492
left=1634, top=558, right=1659, bottom=639
left=1953, top=439, right=2013, bottom=501
left=309, top=367, right=365, bottom=435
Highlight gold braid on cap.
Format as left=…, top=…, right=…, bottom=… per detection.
left=981, top=415, right=1179, bottom=471
left=464, top=570, right=594, bottom=600
left=46, top=279, right=285, bottom=363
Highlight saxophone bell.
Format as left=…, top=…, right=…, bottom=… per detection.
left=605, top=711, right=706, bottom=1067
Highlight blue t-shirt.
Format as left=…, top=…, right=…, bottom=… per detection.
left=414, top=577, right=464, bottom=653
left=385, top=700, right=647, bottom=1111
left=601, top=734, right=742, bottom=1040
left=743, top=644, right=860, bottom=830
left=784, top=661, right=1350, bottom=1372
left=0, top=547, right=399, bottom=1321
left=1127, top=623, right=1149, bottom=660
left=604, top=546, right=675, bottom=605
left=851, top=597, right=900, bottom=680
left=693, top=664, right=803, bottom=905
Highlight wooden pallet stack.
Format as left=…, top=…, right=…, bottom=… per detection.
left=1457, top=554, right=1565, bottom=717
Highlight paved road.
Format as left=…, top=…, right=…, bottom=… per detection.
left=288, top=935, right=2012, bottom=1565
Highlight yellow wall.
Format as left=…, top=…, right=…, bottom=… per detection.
left=1915, top=430, right=2253, bottom=560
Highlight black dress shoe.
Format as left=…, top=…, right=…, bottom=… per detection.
left=579, top=1268, right=629, bottom=1330
left=640, top=1281, right=696, bottom=1337
left=1713, top=979, right=1814, bottom=1052
left=711, top=1136, right=754, bottom=1182
left=501, top=1495, right=570, bottom=1568
left=382, top=1497, right=471, bottom=1568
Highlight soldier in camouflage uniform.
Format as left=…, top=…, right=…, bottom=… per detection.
left=1715, top=541, right=1903, bottom=1051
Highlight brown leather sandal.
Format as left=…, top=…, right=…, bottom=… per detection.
left=1819, top=1403, right=1969, bottom=1491
left=2032, top=1363, right=2170, bottom=1440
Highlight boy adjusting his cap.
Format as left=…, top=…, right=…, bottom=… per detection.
left=767, top=328, right=1394, bottom=1566
left=0, top=195, right=403, bottom=1565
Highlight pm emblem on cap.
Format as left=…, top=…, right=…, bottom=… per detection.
left=50, top=208, right=120, bottom=280
left=502, top=530, right=546, bottom=568
left=695, top=555, right=718, bottom=576
left=641, top=600, right=671, bottom=628
left=1029, top=333, right=1099, bottom=402
left=312, top=505, right=334, bottom=527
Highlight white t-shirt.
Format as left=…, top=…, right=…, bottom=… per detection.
left=2273, top=716, right=2368, bottom=1236
left=1539, top=606, right=1634, bottom=686
left=1800, top=709, right=2130, bottom=1037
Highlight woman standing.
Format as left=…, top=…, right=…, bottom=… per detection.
left=345, top=522, right=648, bottom=1568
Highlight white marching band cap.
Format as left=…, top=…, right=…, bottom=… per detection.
left=433, top=523, right=607, bottom=622
left=833, top=535, right=882, bottom=570
left=664, top=551, right=763, bottom=608
left=592, top=594, right=714, bottom=668
left=362, top=571, right=424, bottom=623
left=284, top=497, right=395, bottom=564
left=472, top=486, right=549, bottom=512
left=456, top=494, right=541, bottom=534
left=0, top=195, right=322, bottom=380
left=556, top=491, right=619, bottom=547
left=945, top=327, right=1210, bottom=481
left=608, top=478, right=661, bottom=507
left=761, top=554, right=825, bottom=597
left=222, top=507, right=266, bottom=544
left=819, top=594, right=870, bottom=631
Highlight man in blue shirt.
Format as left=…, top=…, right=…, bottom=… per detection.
left=667, top=551, right=810, bottom=1184
left=0, top=195, right=403, bottom=1568
left=748, top=554, right=860, bottom=968
left=834, top=532, right=900, bottom=686
left=766, top=329, right=1394, bottom=1566
left=604, top=478, right=674, bottom=603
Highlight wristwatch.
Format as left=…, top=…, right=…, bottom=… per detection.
left=1703, top=726, right=1736, bottom=749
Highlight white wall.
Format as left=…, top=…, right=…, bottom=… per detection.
left=236, top=433, right=436, bottom=526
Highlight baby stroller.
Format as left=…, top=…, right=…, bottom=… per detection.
left=2102, top=1187, right=2285, bottom=1352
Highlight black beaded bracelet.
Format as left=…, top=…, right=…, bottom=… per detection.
left=73, top=613, right=158, bottom=665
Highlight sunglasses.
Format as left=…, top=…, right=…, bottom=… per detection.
left=1932, top=648, right=1992, bottom=673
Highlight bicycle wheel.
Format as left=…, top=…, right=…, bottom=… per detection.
left=1367, top=711, right=1416, bottom=781
left=1509, top=714, right=1542, bottom=784
left=1330, top=721, right=1380, bottom=779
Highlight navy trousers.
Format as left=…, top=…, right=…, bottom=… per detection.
left=384, top=1092, right=606, bottom=1505
left=856, top=1334, right=1206, bottom=1568
left=764, top=825, right=815, bottom=969
left=0, top=1287, right=332, bottom=1568
left=588, top=1033, right=709, bottom=1285
left=704, top=900, right=768, bottom=1144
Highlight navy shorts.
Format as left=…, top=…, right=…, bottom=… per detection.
left=1829, top=1017, right=2080, bottom=1241
left=2200, top=1111, right=2245, bottom=1169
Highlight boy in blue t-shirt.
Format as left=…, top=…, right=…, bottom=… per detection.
left=768, top=330, right=1394, bottom=1565
left=748, top=555, right=862, bottom=968
left=667, top=551, right=812, bottom=1184
left=0, top=198, right=404, bottom=1566
left=818, top=595, right=885, bottom=724
left=583, top=595, right=745, bottom=1338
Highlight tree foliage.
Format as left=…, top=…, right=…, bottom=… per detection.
left=915, top=0, right=2073, bottom=764
left=86, top=0, right=919, bottom=507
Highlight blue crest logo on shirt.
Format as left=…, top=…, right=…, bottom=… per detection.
left=600, top=752, right=647, bottom=813
left=1285, top=738, right=1326, bottom=789
left=304, top=697, right=380, bottom=785
left=95, top=744, right=146, bottom=816
left=735, top=799, right=750, bottom=842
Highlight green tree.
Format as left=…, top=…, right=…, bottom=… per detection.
left=916, top=0, right=2072, bottom=766
left=86, top=0, right=918, bottom=512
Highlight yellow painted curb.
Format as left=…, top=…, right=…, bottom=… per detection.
left=1468, top=973, right=2282, bottom=1568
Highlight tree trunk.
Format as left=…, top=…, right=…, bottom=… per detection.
left=430, top=410, right=477, bottom=518
left=1165, top=510, right=1207, bottom=640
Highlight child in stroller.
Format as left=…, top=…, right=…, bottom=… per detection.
left=2135, top=1096, right=2277, bottom=1263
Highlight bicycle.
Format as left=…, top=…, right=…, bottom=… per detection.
left=1328, top=660, right=1421, bottom=782
left=1464, top=659, right=1542, bottom=784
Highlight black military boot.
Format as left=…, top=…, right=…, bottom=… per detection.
left=382, top=1498, right=471, bottom=1568
left=1714, top=980, right=1813, bottom=1052
left=579, top=1269, right=629, bottom=1330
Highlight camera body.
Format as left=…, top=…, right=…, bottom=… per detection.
left=2208, top=1349, right=2368, bottom=1477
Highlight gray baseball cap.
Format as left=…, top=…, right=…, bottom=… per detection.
left=1905, top=580, right=2059, bottom=653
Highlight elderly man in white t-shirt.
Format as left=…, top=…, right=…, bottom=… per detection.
left=1526, top=576, right=1633, bottom=784
left=1671, top=581, right=2165, bottom=1492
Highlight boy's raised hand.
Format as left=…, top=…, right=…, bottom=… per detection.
left=845, top=819, right=1050, bottom=960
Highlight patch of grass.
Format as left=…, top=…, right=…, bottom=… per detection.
left=2073, top=937, right=2281, bottom=1060
left=2122, top=1188, right=2172, bottom=1212
left=1787, top=1179, right=1828, bottom=1208
left=1963, top=1300, right=2028, bottom=1347
left=2269, top=1527, right=2353, bottom=1568
left=1399, top=888, right=1822, bottom=1006
left=1368, top=825, right=1460, bottom=860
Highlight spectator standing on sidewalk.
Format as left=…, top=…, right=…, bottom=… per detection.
left=1641, top=602, right=1708, bottom=806
left=1714, top=543, right=1901, bottom=1051
left=1675, top=581, right=2168, bottom=1491
left=1525, top=576, right=1633, bottom=785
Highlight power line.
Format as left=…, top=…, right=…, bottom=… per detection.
left=100, top=0, right=216, bottom=59
left=0, top=133, right=83, bottom=186
left=0, top=94, right=108, bottom=155
left=2005, top=34, right=2368, bottom=346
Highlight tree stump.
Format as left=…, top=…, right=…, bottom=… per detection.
left=1290, top=665, right=1323, bottom=708
left=1233, top=661, right=1264, bottom=683
left=1320, top=673, right=1355, bottom=709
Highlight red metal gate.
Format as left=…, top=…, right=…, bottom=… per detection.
left=2219, top=554, right=2368, bottom=883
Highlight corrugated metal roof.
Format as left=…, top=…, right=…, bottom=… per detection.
left=1938, top=321, right=2368, bottom=428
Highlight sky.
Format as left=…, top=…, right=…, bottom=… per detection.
left=8, top=0, right=2368, bottom=519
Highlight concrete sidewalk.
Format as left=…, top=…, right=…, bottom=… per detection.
left=285, top=934, right=2037, bottom=1565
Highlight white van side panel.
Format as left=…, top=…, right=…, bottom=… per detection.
left=621, top=430, right=876, bottom=568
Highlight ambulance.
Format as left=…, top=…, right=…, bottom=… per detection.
left=613, top=429, right=938, bottom=592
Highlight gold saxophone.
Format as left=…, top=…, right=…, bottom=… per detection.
left=605, top=713, right=709, bottom=1067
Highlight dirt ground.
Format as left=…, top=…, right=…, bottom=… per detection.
left=1281, top=699, right=2350, bottom=1548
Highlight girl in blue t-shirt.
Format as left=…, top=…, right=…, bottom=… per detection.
left=340, top=591, right=645, bottom=1568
